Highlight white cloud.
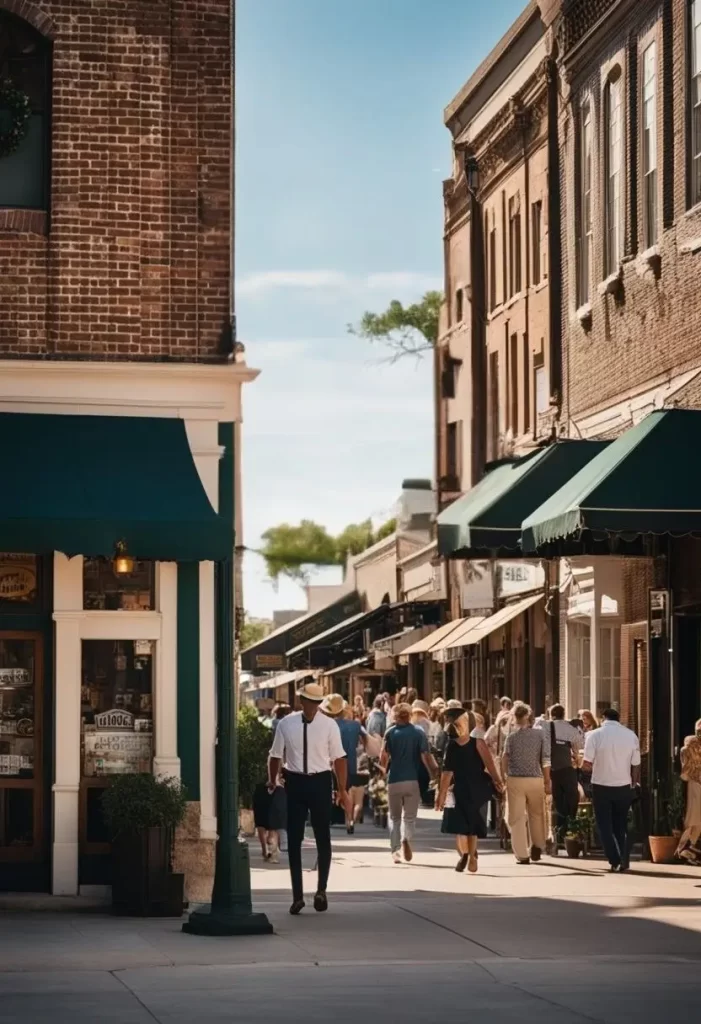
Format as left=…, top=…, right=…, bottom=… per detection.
left=237, top=269, right=442, bottom=300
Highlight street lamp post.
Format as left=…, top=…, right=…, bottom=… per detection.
left=183, top=429, right=272, bottom=936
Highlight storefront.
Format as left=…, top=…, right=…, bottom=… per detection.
left=0, top=358, right=255, bottom=895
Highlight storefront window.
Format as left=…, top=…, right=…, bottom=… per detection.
left=0, top=638, right=36, bottom=779
left=0, top=554, right=39, bottom=609
left=81, top=640, right=153, bottom=777
left=569, top=621, right=591, bottom=711
left=598, top=624, right=621, bottom=714
left=83, top=558, right=155, bottom=611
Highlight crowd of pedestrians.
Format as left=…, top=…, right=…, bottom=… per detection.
left=260, top=682, right=696, bottom=914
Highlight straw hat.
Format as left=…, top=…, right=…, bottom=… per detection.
left=430, top=697, right=446, bottom=710
left=321, top=693, right=345, bottom=716
left=296, top=680, right=325, bottom=702
left=446, top=699, right=464, bottom=710
left=411, top=699, right=430, bottom=718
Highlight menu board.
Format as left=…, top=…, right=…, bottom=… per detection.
left=83, top=728, right=153, bottom=776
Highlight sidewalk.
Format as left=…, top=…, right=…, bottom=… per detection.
left=0, top=811, right=700, bottom=1021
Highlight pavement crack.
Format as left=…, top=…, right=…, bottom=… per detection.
left=477, top=963, right=607, bottom=1024
left=110, top=970, right=165, bottom=1023
left=394, top=902, right=501, bottom=957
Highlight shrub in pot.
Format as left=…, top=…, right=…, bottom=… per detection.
left=649, top=777, right=685, bottom=864
left=102, top=773, right=187, bottom=916
left=238, top=704, right=272, bottom=835
left=564, top=815, right=587, bottom=859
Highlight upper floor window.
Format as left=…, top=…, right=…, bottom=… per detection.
left=642, top=42, right=658, bottom=248
left=604, top=69, right=624, bottom=276
left=455, top=288, right=464, bottom=323
left=531, top=200, right=543, bottom=287
left=508, top=195, right=522, bottom=298
left=488, top=220, right=497, bottom=311
left=578, top=99, right=593, bottom=305
left=690, top=1, right=701, bottom=207
left=0, top=12, right=50, bottom=210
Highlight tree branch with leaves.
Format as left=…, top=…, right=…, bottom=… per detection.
left=258, top=517, right=398, bottom=586
left=348, top=290, right=442, bottom=361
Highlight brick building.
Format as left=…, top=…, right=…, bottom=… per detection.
left=432, top=0, right=701, bottom=810
left=432, top=3, right=560, bottom=707
left=0, top=0, right=254, bottom=898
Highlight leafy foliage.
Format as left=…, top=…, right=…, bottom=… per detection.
left=259, top=517, right=397, bottom=584
left=240, top=615, right=271, bottom=652
left=102, top=774, right=187, bottom=836
left=238, top=704, right=272, bottom=809
left=348, top=290, right=442, bottom=360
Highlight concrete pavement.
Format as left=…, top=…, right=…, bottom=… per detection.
left=1, top=810, right=701, bottom=1021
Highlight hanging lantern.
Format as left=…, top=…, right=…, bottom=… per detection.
left=113, top=540, right=135, bottom=576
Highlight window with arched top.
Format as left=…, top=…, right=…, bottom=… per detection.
left=604, top=67, right=624, bottom=276
left=0, top=11, right=50, bottom=210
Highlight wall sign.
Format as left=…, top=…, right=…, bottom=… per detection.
left=0, top=556, right=37, bottom=602
left=95, top=708, right=135, bottom=731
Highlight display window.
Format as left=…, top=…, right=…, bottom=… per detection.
left=83, top=558, right=155, bottom=611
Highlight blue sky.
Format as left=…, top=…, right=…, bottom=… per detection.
left=236, top=0, right=526, bottom=618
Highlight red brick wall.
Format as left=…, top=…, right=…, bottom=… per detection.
left=561, top=0, right=701, bottom=424
left=0, top=0, right=232, bottom=361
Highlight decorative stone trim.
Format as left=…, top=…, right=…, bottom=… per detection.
left=0, top=208, right=48, bottom=235
left=0, top=0, right=57, bottom=38
left=576, top=302, right=593, bottom=328
left=636, top=245, right=661, bottom=279
left=597, top=268, right=623, bottom=299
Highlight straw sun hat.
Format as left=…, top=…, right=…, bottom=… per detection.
left=321, top=693, right=345, bottom=716
left=296, top=680, right=326, bottom=702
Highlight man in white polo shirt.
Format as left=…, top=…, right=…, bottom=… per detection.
left=583, top=708, right=641, bottom=872
left=269, top=680, right=348, bottom=916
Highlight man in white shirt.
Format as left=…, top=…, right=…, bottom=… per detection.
left=583, top=708, right=641, bottom=872
left=269, top=680, right=348, bottom=915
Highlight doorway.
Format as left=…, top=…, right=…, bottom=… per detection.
left=0, top=631, right=48, bottom=890
left=676, top=615, right=701, bottom=752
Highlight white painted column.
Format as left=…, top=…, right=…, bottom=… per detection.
left=153, top=562, right=180, bottom=779
left=199, top=560, right=217, bottom=839
left=52, top=554, right=84, bottom=896
left=589, top=568, right=600, bottom=716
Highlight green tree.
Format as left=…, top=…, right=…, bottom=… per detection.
left=240, top=615, right=270, bottom=651
left=258, top=517, right=398, bottom=585
left=348, top=290, right=442, bottom=360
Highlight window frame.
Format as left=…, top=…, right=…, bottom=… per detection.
left=531, top=199, right=542, bottom=287
left=508, top=195, right=522, bottom=298
left=0, top=11, right=52, bottom=213
left=640, top=37, right=658, bottom=249
left=603, top=67, right=624, bottom=278
left=689, top=0, right=701, bottom=209
left=577, top=96, right=594, bottom=306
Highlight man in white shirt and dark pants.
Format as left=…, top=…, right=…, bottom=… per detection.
left=583, top=708, right=641, bottom=872
left=269, top=681, right=348, bottom=915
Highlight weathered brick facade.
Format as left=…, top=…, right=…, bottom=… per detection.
left=0, top=0, right=232, bottom=362
left=552, top=0, right=701, bottom=430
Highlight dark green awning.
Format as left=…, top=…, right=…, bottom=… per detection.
left=437, top=440, right=608, bottom=557
left=522, top=410, right=701, bottom=551
left=0, top=412, right=231, bottom=561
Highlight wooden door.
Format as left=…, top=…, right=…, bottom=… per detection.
left=0, top=632, right=44, bottom=868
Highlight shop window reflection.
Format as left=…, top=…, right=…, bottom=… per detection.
left=81, top=640, right=153, bottom=778
left=83, top=557, right=155, bottom=611
left=0, top=638, right=36, bottom=779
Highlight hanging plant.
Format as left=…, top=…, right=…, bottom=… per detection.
left=0, top=79, right=31, bottom=159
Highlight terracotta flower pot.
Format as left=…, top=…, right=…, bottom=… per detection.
left=239, top=808, right=255, bottom=837
left=648, top=835, right=678, bottom=864
left=565, top=837, right=583, bottom=859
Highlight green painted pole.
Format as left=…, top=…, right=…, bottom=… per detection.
left=182, top=430, right=271, bottom=936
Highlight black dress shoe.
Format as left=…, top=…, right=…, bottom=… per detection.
left=455, top=854, right=468, bottom=873
left=313, top=891, right=328, bottom=912
left=608, top=864, right=620, bottom=873
left=289, top=899, right=306, bottom=915
left=530, top=846, right=542, bottom=862
left=517, top=858, right=531, bottom=865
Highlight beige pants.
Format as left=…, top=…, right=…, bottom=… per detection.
left=506, top=776, right=546, bottom=861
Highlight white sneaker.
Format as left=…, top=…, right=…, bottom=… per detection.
left=269, top=837, right=280, bottom=864
left=392, top=851, right=402, bottom=864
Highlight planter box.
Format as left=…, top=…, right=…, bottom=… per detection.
left=111, top=826, right=183, bottom=917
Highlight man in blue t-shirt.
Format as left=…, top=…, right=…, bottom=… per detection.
left=322, top=694, right=368, bottom=834
left=380, top=703, right=437, bottom=863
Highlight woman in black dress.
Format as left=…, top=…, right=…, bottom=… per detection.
left=436, top=709, right=503, bottom=873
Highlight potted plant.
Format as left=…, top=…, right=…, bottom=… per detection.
left=102, top=773, right=187, bottom=916
left=564, top=815, right=587, bottom=859
left=238, top=704, right=272, bottom=836
left=368, top=774, right=388, bottom=828
left=648, top=777, right=685, bottom=864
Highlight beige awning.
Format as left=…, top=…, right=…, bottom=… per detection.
left=245, top=669, right=317, bottom=693
left=372, top=625, right=431, bottom=658
left=435, top=593, right=543, bottom=663
left=398, top=618, right=479, bottom=661
left=320, top=657, right=370, bottom=678
left=427, top=616, right=488, bottom=656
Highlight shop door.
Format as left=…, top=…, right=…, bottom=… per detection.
left=675, top=615, right=701, bottom=752
left=0, top=631, right=47, bottom=890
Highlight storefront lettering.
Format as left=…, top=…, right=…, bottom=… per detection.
left=95, top=708, right=134, bottom=730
